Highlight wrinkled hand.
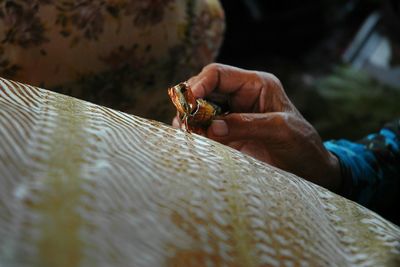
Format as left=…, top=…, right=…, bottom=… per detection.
left=173, top=63, right=342, bottom=192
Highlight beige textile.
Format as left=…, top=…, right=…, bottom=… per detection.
left=0, top=78, right=399, bottom=267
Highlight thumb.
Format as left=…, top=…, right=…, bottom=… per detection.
left=207, top=112, right=290, bottom=144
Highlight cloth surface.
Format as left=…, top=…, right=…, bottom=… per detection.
left=1, top=77, right=400, bottom=266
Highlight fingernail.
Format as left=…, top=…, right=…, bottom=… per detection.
left=172, top=117, right=180, bottom=128
left=191, top=84, right=201, bottom=98
left=191, top=78, right=206, bottom=98
left=211, top=120, right=228, bottom=136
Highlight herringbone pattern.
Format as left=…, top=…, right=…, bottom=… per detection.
left=0, top=78, right=399, bottom=267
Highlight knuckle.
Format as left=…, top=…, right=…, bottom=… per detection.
left=251, top=72, right=266, bottom=89
left=271, top=113, right=291, bottom=138
left=268, top=73, right=283, bottom=88
left=259, top=72, right=283, bottom=91
left=253, top=71, right=265, bottom=81
left=203, top=63, right=223, bottom=73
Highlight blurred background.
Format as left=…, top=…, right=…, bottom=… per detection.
left=216, top=0, right=400, bottom=140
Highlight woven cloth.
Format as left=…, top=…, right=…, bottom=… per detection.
left=0, top=78, right=399, bottom=266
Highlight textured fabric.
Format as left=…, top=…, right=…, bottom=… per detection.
left=0, top=0, right=225, bottom=122
left=1, top=79, right=400, bottom=266
left=324, top=119, right=400, bottom=225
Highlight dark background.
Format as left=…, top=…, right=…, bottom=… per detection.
left=215, top=0, right=400, bottom=140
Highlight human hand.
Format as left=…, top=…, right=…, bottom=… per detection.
left=173, top=63, right=342, bottom=192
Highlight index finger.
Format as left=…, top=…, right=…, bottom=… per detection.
left=188, top=63, right=282, bottom=113
left=188, top=63, right=253, bottom=98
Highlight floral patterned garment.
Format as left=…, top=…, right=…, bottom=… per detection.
left=324, top=118, right=400, bottom=225
left=0, top=0, right=225, bottom=122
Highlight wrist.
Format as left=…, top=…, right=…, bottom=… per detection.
left=323, top=141, right=356, bottom=198
left=325, top=152, right=343, bottom=193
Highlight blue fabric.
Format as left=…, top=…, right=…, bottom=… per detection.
left=324, top=119, right=400, bottom=225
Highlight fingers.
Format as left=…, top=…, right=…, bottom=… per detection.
left=188, top=63, right=287, bottom=113
left=172, top=116, right=180, bottom=128
left=188, top=63, right=252, bottom=98
left=206, top=112, right=293, bottom=145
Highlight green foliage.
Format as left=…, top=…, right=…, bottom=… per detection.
left=305, top=66, right=400, bottom=140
